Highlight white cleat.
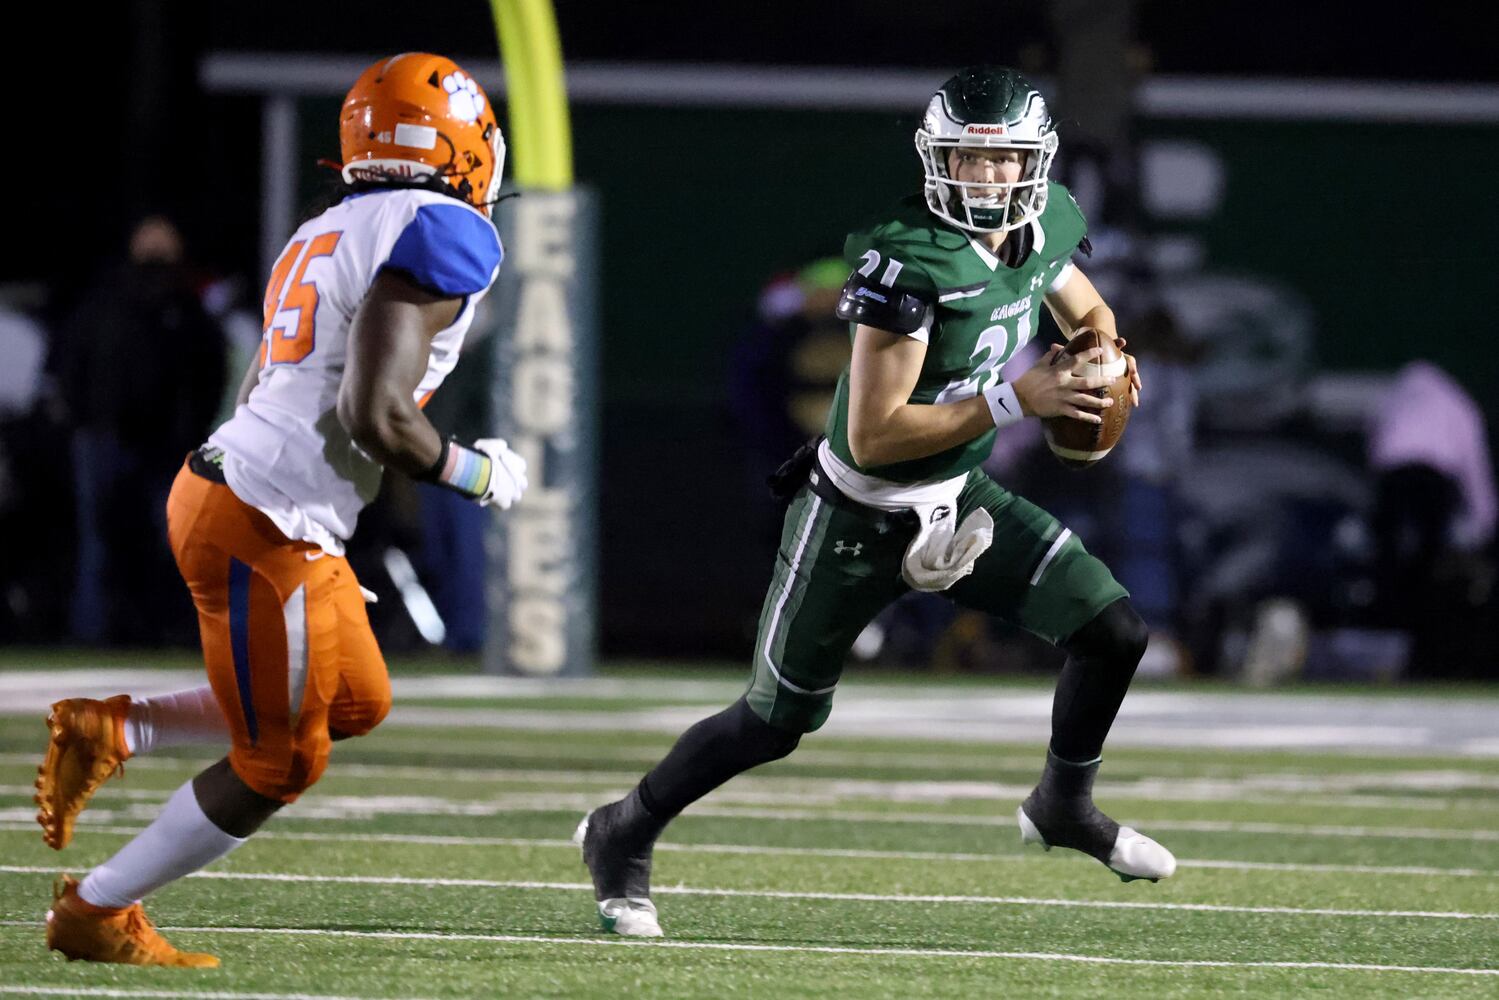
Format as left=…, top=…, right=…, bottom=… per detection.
left=1107, top=826, right=1177, bottom=881
left=574, top=811, right=665, bottom=937
left=596, top=897, right=663, bottom=937
left=1017, top=805, right=1177, bottom=883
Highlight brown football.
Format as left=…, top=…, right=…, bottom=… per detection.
left=1041, top=329, right=1132, bottom=469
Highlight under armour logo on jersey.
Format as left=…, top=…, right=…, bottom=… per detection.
left=833, top=540, right=863, bottom=557
left=1030, top=274, right=1045, bottom=291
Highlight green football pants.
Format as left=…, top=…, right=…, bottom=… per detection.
left=746, top=470, right=1128, bottom=732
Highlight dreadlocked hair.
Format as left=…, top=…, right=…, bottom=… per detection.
left=300, top=167, right=517, bottom=223
left=299, top=161, right=475, bottom=223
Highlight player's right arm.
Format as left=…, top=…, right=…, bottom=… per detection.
left=338, top=269, right=527, bottom=509
left=337, top=269, right=455, bottom=476
left=846, top=325, right=993, bottom=467
left=846, top=325, right=1113, bottom=466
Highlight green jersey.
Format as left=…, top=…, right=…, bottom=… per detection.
left=825, top=183, right=1088, bottom=483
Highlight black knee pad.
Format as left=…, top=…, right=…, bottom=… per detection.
left=1064, top=599, right=1149, bottom=667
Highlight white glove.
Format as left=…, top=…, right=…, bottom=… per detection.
left=473, top=438, right=529, bottom=509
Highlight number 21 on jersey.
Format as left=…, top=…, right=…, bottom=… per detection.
left=261, top=232, right=342, bottom=366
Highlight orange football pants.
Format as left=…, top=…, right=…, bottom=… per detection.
left=166, top=460, right=391, bottom=801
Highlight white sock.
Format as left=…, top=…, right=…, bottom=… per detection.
left=123, top=686, right=229, bottom=756
left=78, top=780, right=245, bottom=909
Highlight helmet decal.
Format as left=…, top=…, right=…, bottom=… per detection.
left=442, top=72, right=486, bottom=124
left=393, top=123, right=438, bottom=150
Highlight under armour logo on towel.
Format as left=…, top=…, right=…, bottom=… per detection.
left=930, top=505, right=952, bottom=524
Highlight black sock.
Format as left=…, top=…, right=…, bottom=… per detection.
left=636, top=697, right=801, bottom=829
left=1049, top=599, right=1149, bottom=763
left=1024, top=750, right=1119, bottom=860
left=1035, top=748, right=1102, bottom=801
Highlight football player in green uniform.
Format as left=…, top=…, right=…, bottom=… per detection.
left=576, top=66, right=1174, bottom=938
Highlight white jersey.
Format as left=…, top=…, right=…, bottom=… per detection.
left=209, top=187, right=503, bottom=554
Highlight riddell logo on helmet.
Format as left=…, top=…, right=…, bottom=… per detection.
left=347, top=163, right=421, bottom=181
left=963, top=124, right=1008, bottom=135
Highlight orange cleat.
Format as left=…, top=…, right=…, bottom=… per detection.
left=46, top=875, right=219, bottom=967
left=35, top=696, right=133, bottom=850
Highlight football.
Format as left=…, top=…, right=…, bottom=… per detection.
left=1041, top=329, right=1132, bottom=469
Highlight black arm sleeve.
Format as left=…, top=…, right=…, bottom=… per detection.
left=834, top=272, right=931, bottom=336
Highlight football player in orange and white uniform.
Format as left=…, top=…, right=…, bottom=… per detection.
left=35, top=53, right=527, bottom=967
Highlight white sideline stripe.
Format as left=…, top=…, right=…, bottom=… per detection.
left=7, top=782, right=1499, bottom=841
left=6, top=678, right=1496, bottom=758
left=0, top=783, right=167, bottom=801
left=10, top=748, right=1499, bottom=794
left=1139, top=819, right=1499, bottom=842
left=198, top=55, right=1499, bottom=125
left=2, top=920, right=1495, bottom=977
left=0, top=988, right=426, bottom=1000
left=1178, top=858, right=1499, bottom=878
left=0, top=825, right=1493, bottom=878
left=8, top=764, right=1499, bottom=815
left=13, top=791, right=1499, bottom=833
left=1, top=867, right=1492, bottom=921
left=11, top=749, right=1499, bottom=803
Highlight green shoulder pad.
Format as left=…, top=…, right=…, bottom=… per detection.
left=1036, top=181, right=1088, bottom=265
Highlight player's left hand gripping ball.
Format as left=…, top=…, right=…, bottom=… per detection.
left=473, top=438, right=528, bottom=509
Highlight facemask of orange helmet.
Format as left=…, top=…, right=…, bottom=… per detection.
left=339, top=53, right=506, bottom=218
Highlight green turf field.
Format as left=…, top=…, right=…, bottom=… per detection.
left=1, top=669, right=1496, bottom=998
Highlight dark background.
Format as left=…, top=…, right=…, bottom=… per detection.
left=16, top=1, right=1497, bottom=292
left=10, top=2, right=1497, bottom=664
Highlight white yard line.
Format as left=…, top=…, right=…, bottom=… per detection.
left=0, top=919, right=1494, bottom=977
left=6, top=789, right=1499, bottom=844
left=1133, top=819, right=1499, bottom=842
left=13, top=795, right=1499, bottom=840
left=8, top=754, right=1497, bottom=814
left=0, top=988, right=433, bottom=1000
left=1, top=823, right=1494, bottom=877
left=4, top=671, right=1496, bottom=757
left=11, top=748, right=1499, bottom=792
left=1, top=865, right=1494, bottom=920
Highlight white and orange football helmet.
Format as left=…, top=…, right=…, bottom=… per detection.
left=339, top=53, right=506, bottom=217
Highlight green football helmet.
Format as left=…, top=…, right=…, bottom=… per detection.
left=915, top=66, right=1059, bottom=235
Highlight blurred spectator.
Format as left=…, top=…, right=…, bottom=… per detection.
left=1366, top=360, right=1496, bottom=678
left=1111, top=305, right=1200, bottom=676
left=52, top=215, right=226, bottom=645
left=727, top=256, right=849, bottom=547
left=413, top=302, right=498, bottom=654
left=0, top=302, right=44, bottom=420
left=200, top=274, right=268, bottom=428
left=0, top=296, right=69, bottom=639
left=1368, top=361, right=1495, bottom=556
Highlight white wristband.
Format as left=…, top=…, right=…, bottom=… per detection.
left=982, top=382, right=1025, bottom=429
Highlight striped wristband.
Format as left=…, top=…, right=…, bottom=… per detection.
left=422, top=439, right=493, bottom=501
